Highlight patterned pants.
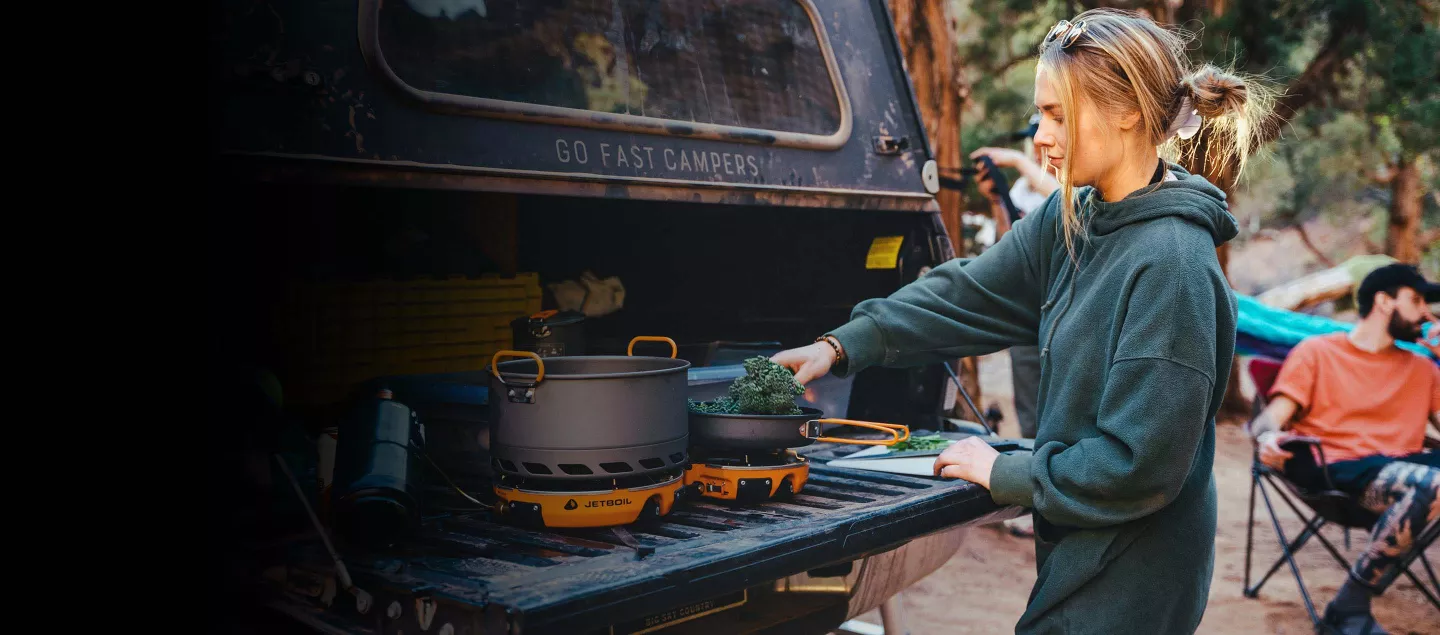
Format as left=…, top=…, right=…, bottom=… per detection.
left=1353, top=459, right=1440, bottom=590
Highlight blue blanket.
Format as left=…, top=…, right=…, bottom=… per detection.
left=1236, top=293, right=1437, bottom=361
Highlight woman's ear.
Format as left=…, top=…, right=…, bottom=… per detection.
left=1116, top=108, right=1143, bottom=132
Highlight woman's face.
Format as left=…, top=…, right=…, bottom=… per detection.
left=1032, top=67, right=1125, bottom=188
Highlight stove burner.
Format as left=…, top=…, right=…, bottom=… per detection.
left=684, top=450, right=809, bottom=503
left=496, top=466, right=686, bottom=492
left=493, top=467, right=686, bottom=529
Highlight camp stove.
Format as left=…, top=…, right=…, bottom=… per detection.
left=493, top=466, right=687, bottom=529
left=683, top=448, right=810, bottom=503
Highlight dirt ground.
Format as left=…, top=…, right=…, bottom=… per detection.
left=852, top=352, right=1438, bottom=635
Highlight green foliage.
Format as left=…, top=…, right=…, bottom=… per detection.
left=1211, top=1, right=1440, bottom=273
left=889, top=434, right=951, bottom=452
left=688, top=395, right=741, bottom=414
left=688, top=356, right=806, bottom=416
left=1239, top=110, right=1396, bottom=228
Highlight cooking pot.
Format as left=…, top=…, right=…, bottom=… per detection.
left=489, top=337, right=690, bottom=480
left=688, top=406, right=909, bottom=452
left=510, top=310, right=586, bottom=358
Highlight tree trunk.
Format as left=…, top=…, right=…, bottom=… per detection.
left=887, top=0, right=982, bottom=409
left=1386, top=156, right=1422, bottom=264
left=887, top=0, right=964, bottom=251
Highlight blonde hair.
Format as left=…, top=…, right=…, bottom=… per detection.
left=1038, top=8, right=1277, bottom=257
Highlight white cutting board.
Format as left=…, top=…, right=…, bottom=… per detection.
left=824, top=441, right=956, bottom=477
left=825, top=456, right=944, bottom=477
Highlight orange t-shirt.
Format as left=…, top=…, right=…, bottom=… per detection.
left=1268, top=332, right=1440, bottom=463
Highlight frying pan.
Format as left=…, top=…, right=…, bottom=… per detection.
left=688, top=406, right=910, bottom=452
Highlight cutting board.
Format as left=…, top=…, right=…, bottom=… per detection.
left=824, top=438, right=1030, bottom=477
left=824, top=442, right=956, bottom=477
left=825, top=455, right=944, bottom=477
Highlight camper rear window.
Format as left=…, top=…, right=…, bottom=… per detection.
left=373, top=0, right=846, bottom=138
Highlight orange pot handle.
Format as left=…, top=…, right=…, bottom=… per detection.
left=807, top=418, right=911, bottom=445
left=491, top=350, right=544, bottom=382
left=628, top=336, right=677, bottom=358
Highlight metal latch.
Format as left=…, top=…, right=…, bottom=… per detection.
left=800, top=420, right=823, bottom=439
left=506, top=387, right=536, bottom=404
left=873, top=136, right=909, bottom=155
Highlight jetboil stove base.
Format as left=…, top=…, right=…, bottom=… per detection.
left=683, top=450, right=810, bottom=503
left=493, top=467, right=686, bottom=529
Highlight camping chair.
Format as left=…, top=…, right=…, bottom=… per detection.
left=1241, top=355, right=1440, bottom=630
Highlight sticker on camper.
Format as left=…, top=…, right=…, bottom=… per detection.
left=865, top=236, right=905, bottom=270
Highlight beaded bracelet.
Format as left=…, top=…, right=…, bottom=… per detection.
left=816, top=335, right=845, bottom=364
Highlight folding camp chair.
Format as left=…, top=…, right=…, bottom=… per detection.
left=1241, top=356, right=1440, bottom=631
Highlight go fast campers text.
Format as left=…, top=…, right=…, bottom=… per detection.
left=555, top=139, right=760, bottom=177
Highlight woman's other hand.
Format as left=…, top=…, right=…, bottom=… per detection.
left=771, top=342, right=836, bottom=386
left=933, top=436, right=1001, bottom=489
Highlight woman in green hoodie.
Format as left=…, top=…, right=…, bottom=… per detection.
left=773, top=9, right=1276, bottom=634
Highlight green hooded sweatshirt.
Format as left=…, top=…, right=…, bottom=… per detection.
left=829, top=163, right=1237, bottom=634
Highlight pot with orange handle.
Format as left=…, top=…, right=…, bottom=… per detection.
left=487, top=337, right=691, bottom=481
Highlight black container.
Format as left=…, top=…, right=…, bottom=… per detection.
left=331, top=389, right=421, bottom=549
left=363, top=373, right=492, bottom=481
left=511, top=310, right=587, bottom=358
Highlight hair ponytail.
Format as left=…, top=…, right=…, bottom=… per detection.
left=1168, top=64, right=1275, bottom=189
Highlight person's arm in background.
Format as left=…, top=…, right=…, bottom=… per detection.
left=1252, top=339, right=1322, bottom=468
left=970, top=147, right=1059, bottom=198
left=1252, top=396, right=1302, bottom=469
left=969, top=149, right=1011, bottom=237
left=970, top=147, right=1059, bottom=240
left=984, top=185, right=1011, bottom=238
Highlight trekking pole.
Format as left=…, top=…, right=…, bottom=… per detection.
left=942, top=361, right=994, bottom=436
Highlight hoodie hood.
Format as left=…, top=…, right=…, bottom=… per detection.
left=1083, top=163, right=1238, bottom=247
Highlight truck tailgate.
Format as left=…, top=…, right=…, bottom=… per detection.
left=261, top=445, right=1023, bottom=635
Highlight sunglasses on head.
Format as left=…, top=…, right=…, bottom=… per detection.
left=1044, top=20, right=1087, bottom=49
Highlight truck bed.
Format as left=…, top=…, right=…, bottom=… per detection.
left=260, top=438, right=1026, bottom=635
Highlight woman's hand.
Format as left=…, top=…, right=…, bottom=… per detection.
left=933, top=437, right=1001, bottom=489
left=771, top=342, right=836, bottom=386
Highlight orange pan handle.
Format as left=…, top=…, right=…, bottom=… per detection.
left=529, top=310, right=559, bottom=319
left=627, top=336, right=678, bottom=358
left=491, top=350, right=545, bottom=383
left=807, top=419, right=910, bottom=445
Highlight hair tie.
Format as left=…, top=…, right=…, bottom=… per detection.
left=1168, top=97, right=1201, bottom=140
